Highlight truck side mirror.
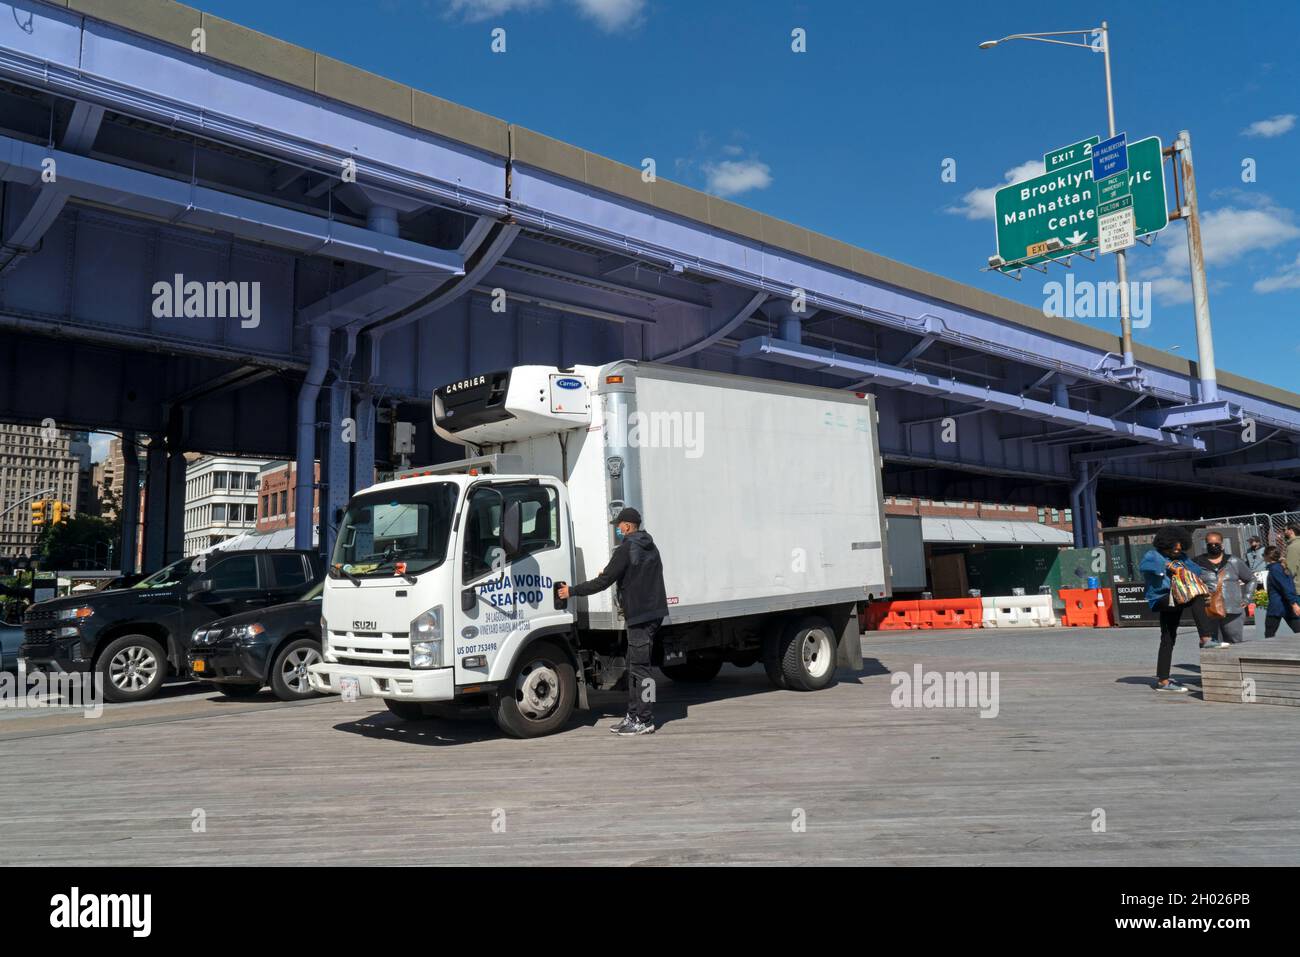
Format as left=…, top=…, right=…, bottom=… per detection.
left=461, top=587, right=476, bottom=613
left=500, top=501, right=523, bottom=559
left=187, top=577, right=213, bottom=597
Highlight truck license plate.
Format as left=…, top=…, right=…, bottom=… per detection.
left=339, top=676, right=360, bottom=701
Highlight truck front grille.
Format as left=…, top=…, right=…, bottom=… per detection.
left=328, top=630, right=410, bottom=669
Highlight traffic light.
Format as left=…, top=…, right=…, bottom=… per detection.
left=30, top=500, right=49, bottom=526
left=51, top=501, right=70, bottom=524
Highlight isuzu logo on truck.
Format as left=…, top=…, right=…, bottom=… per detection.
left=352, top=620, right=376, bottom=630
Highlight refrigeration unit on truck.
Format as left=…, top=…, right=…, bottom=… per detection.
left=308, top=361, right=890, bottom=738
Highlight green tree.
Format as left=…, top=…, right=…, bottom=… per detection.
left=41, top=514, right=118, bottom=569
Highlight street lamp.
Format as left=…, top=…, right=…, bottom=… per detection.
left=979, top=22, right=1137, bottom=368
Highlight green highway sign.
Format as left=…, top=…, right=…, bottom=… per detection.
left=1045, top=136, right=1099, bottom=172
left=993, top=135, right=1167, bottom=271
left=1095, top=170, right=1130, bottom=210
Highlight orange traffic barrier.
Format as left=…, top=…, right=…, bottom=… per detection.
left=862, top=598, right=983, bottom=631
left=1059, top=587, right=1115, bottom=627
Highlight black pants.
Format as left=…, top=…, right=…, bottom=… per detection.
left=1265, top=614, right=1300, bottom=638
left=1157, top=596, right=1212, bottom=680
left=626, top=619, right=661, bottom=722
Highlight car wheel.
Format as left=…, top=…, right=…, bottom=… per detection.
left=98, top=635, right=167, bottom=703
left=270, top=637, right=323, bottom=702
left=491, top=639, right=576, bottom=739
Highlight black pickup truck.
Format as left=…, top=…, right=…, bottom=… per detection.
left=20, top=549, right=323, bottom=702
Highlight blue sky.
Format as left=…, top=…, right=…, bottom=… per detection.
left=194, top=0, right=1299, bottom=390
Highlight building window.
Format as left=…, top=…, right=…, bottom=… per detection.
left=213, top=472, right=227, bottom=490
left=213, top=503, right=227, bottom=522
left=1051, top=508, right=1060, bottom=523
left=228, top=472, right=243, bottom=491
left=1064, top=509, right=1073, bottom=524
left=1037, top=508, right=1046, bottom=524
left=244, top=504, right=256, bottom=523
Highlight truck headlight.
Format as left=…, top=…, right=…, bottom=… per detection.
left=410, top=606, right=443, bottom=669
left=56, top=606, right=94, bottom=621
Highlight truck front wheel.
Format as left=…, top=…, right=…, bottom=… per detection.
left=765, top=616, right=837, bottom=692
left=660, top=658, right=723, bottom=683
left=492, top=640, right=576, bottom=739
left=98, top=634, right=168, bottom=703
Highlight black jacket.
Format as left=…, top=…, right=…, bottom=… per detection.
left=569, top=530, right=668, bottom=626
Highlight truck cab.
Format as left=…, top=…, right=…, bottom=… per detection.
left=310, top=465, right=580, bottom=737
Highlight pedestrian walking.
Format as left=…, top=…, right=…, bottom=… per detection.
left=1139, top=526, right=1214, bottom=693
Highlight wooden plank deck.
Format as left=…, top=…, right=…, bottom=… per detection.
left=1, top=629, right=1298, bottom=866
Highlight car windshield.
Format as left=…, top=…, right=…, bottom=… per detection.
left=331, top=482, right=459, bottom=579
left=131, top=557, right=194, bottom=589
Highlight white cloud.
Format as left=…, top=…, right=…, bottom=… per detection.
left=1140, top=201, right=1300, bottom=304
left=944, top=159, right=1044, bottom=221
left=1242, top=113, right=1297, bottom=138
left=571, top=0, right=645, bottom=31
left=442, top=0, right=644, bottom=30
left=443, top=0, right=547, bottom=21
left=702, top=158, right=772, bottom=198
left=1255, top=253, right=1300, bottom=293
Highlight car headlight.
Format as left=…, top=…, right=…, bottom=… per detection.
left=232, top=623, right=265, bottom=644
left=410, top=606, right=443, bottom=669
left=56, top=606, right=94, bottom=622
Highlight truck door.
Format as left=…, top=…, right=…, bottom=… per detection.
left=453, top=481, right=574, bottom=685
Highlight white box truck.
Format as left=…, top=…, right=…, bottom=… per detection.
left=308, top=361, right=890, bottom=737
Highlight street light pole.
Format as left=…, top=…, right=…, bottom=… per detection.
left=1099, top=22, right=1135, bottom=367
left=980, top=22, right=1135, bottom=367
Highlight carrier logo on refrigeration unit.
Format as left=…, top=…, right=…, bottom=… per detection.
left=554, top=377, right=583, bottom=390
left=443, top=375, right=486, bottom=395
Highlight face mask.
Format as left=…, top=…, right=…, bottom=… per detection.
left=1207, top=544, right=1223, bottom=556
left=614, top=527, right=625, bottom=542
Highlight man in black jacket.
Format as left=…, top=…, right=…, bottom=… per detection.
left=558, top=507, right=667, bottom=735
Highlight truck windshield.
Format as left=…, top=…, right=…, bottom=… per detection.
left=331, top=482, right=458, bottom=579
left=131, top=557, right=194, bottom=589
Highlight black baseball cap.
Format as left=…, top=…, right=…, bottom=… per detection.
left=611, top=506, right=642, bottom=526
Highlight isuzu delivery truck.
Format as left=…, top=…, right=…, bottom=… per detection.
left=308, top=361, right=889, bottom=737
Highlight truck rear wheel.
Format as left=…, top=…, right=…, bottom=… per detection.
left=660, top=658, right=723, bottom=683
left=492, top=639, right=576, bottom=739
left=765, top=616, right=837, bottom=691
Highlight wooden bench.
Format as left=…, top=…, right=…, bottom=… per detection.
left=1201, top=636, right=1300, bottom=707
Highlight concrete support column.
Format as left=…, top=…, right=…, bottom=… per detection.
left=119, top=430, right=139, bottom=576
left=295, top=325, right=331, bottom=552
left=323, top=379, right=353, bottom=563
left=164, top=449, right=186, bottom=566
left=353, top=391, right=376, bottom=497
left=142, top=437, right=167, bottom=572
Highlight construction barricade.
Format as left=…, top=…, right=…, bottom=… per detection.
left=980, top=594, right=1058, bottom=628
left=1058, top=587, right=1115, bottom=627
left=862, top=598, right=983, bottom=631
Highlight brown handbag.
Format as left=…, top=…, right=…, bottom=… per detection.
left=1206, top=568, right=1228, bottom=619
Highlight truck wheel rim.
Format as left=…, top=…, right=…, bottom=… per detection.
left=282, top=648, right=321, bottom=694
left=109, top=645, right=158, bottom=692
left=801, top=630, right=832, bottom=679
left=516, top=659, right=560, bottom=720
